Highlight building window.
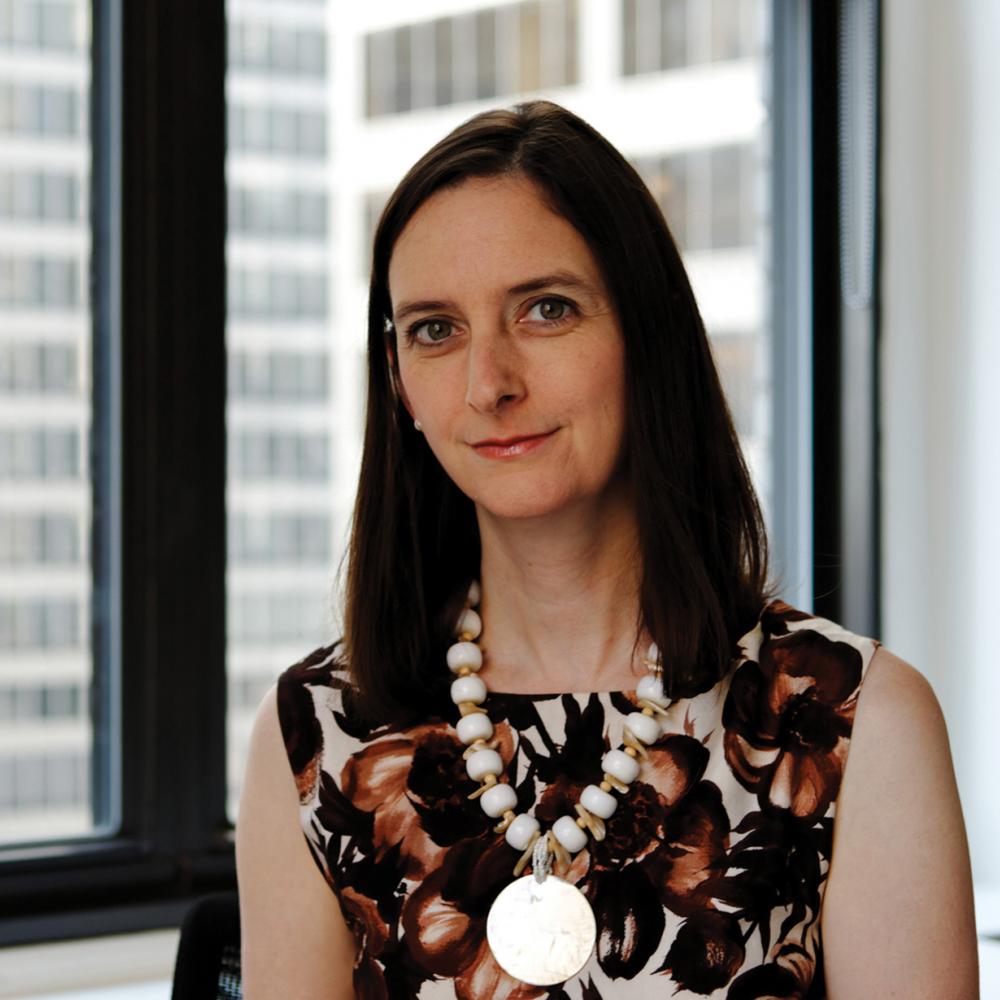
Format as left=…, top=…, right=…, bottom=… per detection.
left=0, top=0, right=83, bottom=51
left=228, top=267, right=328, bottom=321
left=0, top=254, right=83, bottom=307
left=363, top=0, right=580, bottom=119
left=0, top=512, right=81, bottom=564
left=633, top=142, right=757, bottom=253
left=0, top=598, right=81, bottom=650
left=229, top=430, right=330, bottom=482
left=227, top=103, right=327, bottom=159
left=0, top=427, right=81, bottom=479
left=0, top=81, right=81, bottom=137
left=229, top=590, right=328, bottom=645
left=228, top=21, right=327, bottom=78
left=623, top=0, right=756, bottom=77
left=0, top=168, right=82, bottom=222
left=228, top=185, right=329, bottom=240
left=228, top=512, right=331, bottom=565
left=228, top=349, right=329, bottom=401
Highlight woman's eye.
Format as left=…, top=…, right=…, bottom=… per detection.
left=528, top=298, right=573, bottom=322
left=409, top=319, right=453, bottom=344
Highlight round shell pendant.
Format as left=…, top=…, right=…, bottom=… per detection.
left=486, top=874, right=597, bottom=985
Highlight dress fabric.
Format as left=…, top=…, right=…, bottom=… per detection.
left=275, top=599, right=880, bottom=999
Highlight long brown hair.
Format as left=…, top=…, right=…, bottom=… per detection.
left=342, top=99, right=778, bottom=721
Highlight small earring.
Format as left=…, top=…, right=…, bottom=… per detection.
left=414, top=419, right=423, bottom=432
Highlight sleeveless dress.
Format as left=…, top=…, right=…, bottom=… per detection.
left=275, top=599, right=880, bottom=999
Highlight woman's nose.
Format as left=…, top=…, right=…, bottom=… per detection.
left=464, top=326, right=526, bottom=414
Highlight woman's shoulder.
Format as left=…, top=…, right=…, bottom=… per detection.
left=276, top=639, right=351, bottom=694
left=272, top=640, right=358, bottom=794
left=757, top=596, right=878, bottom=646
left=740, top=597, right=882, bottom=691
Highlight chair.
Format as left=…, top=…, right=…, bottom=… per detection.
left=171, top=891, right=243, bottom=1000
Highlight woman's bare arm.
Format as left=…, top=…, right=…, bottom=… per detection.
left=236, top=683, right=358, bottom=1000
left=822, top=647, right=979, bottom=998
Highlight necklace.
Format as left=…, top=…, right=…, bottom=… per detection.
left=447, top=580, right=671, bottom=986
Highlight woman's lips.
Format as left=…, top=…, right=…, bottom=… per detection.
left=471, top=429, right=557, bottom=460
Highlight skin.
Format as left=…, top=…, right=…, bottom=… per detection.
left=236, top=173, right=980, bottom=997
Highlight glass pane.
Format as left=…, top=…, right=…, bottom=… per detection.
left=225, top=1, right=773, bottom=818
left=0, top=0, right=92, bottom=845
left=225, top=0, right=336, bottom=818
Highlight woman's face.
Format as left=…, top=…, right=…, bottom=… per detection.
left=387, top=173, right=628, bottom=522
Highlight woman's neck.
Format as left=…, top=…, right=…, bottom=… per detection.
left=474, top=488, right=651, bottom=694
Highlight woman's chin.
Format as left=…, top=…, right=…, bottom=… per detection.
left=470, top=487, right=591, bottom=524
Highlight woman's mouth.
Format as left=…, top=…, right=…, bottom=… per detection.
left=471, top=430, right=557, bottom=460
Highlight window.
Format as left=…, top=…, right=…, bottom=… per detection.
left=229, top=21, right=327, bottom=77
left=225, top=0, right=336, bottom=821
left=227, top=103, right=326, bottom=158
left=363, top=1, right=580, bottom=118
left=623, top=0, right=757, bottom=76
left=0, top=81, right=81, bottom=137
left=635, top=143, right=757, bottom=253
left=228, top=267, right=328, bottom=321
left=0, top=0, right=82, bottom=50
left=1, top=0, right=881, bottom=956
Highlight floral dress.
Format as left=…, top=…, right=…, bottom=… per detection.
left=275, top=599, right=880, bottom=999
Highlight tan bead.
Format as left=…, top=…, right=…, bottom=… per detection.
left=513, top=830, right=541, bottom=877
left=574, top=802, right=606, bottom=841
left=467, top=773, right=498, bottom=800
left=600, top=780, right=613, bottom=792
left=624, top=746, right=638, bottom=758
left=576, top=816, right=587, bottom=828
left=547, top=830, right=571, bottom=874
left=642, top=706, right=655, bottom=717
left=603, top=771, right=630, bottom=794
left=493, top=809, right=517, bottom=834
left=458, top=666, right=471, bottom=676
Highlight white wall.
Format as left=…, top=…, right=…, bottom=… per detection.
left=882, top=0, right=1000, bottom=890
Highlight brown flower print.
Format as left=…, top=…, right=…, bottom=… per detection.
left=340, top=721, right=514, bottom=879
left=401, top=838, right=546, bottom=1000
left=722, top=626, right=863, bottom=821
left=275, top=647, right=340, bottom=803
left=726, top=941, right=817, bottom=999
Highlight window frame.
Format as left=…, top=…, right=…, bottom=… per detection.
left=0, top=0, right=231, bottom=946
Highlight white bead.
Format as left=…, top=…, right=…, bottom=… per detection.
left=581, top=784, right=617, bottom=819
left=625, top=711, right=660, bottom=745
left=456, top=712, right=494, bottom=744
left=467, top=580, right=481, bottom=606
left=553, top=815, right=588, bottom=854
left=504, top=813, right=540, bottom=851
left=637, top=673, right=669, bottom=707
left=646, top=641, right=659, bottom=664
left=466, top=749, right=503, bottom=782
left=480, top=782, right=518, bottom=817
left=602, top=748, right=640, bottom=784
left=456, top=607, right=482, bottom=639
left=447, top=641, right=483, bottom=674
left=450, top=674, right=487, bottom=705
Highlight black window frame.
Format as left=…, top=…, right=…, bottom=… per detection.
left=0, top=0, right=881, bottom=947
left=1, top=0, right=231, bottom=945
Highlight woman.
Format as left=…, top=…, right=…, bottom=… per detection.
left=236, top=100, right=979, bottom=998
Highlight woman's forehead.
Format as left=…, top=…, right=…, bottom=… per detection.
left=387, top=176, right=604, bottom=303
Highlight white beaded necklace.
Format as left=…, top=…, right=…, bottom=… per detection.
left=446, top=580, right=672, bottom=985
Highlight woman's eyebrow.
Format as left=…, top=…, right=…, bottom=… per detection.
left=392, top=271, right=600, bottom=324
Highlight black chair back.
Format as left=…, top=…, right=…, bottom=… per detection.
left=171, top=891, right=243, bottom=1000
